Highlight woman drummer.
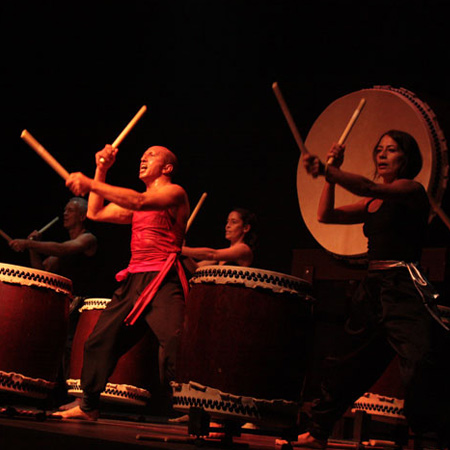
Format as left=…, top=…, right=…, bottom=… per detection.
left=288, top=130, right=449, bottom=448
left=181, top=208, right=257, bottom=268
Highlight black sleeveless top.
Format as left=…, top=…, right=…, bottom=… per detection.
left=57, top=232, right=100, bottom=297
left=363, top=185, right=429, bottom=262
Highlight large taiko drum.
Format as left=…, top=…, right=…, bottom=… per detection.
left=66, top=298, right=159, bottom=406
left=172, top=266, right=314, bottom=427
left=0, top=263, right=72, bottom=398
left=298, top=85, right=449, bottom=258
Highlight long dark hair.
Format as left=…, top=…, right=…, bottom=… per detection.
left=232, top=208, right=258, bottom=251
left=372, top=130, right=422, bottom=179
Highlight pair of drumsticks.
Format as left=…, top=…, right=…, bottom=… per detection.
left=272, top=82, right=450, bottom=231
left=0, top=217, right=59, bottom=244
left=4, top=85, right=449, bottom=243
left=1, top=105, right=208, bottom=244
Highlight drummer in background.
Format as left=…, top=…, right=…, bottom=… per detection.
left=9, top=197, right=99, bottom=404
left=9, top=197, right=98, bottom=299
left=181, top=208, right=258, bottom=270
left=284, top=130, right=449, bottom=448
left=57, top=143, right=190, bottom=421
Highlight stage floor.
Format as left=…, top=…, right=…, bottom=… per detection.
left=0, top=412, right=288, bottom=450
left=0, top=407, right=409, bottom=450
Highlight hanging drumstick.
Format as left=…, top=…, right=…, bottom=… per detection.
left=428, top=195, right=450, bottom=232
left=186, top=192, right=208, bottom=233
left=37, top=216, right=59, bottom=234
left=21, top=130, right=70, bottom=180
left=99, top=105, right=147, bottom=163
left=0, top=229, right=12, bottom=243
left=272, top=82, right=310, bottom=155
left=327, top=98, right=366, bottom=165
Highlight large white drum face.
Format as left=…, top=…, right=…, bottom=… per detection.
left=298, top=86, right=448, bottom=258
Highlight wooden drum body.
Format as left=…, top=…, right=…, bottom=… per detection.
left=173, top=266, right=314, bottom=427
left=0, top=263, right=72, bottom=398
left=67, top=298, right=159, bottom=406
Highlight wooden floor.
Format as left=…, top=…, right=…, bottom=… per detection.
left=0, top=407, right=412, bottom=450
left=0, top=393, right=416, bottom=450
left=0, top=411, right=287, bottom=450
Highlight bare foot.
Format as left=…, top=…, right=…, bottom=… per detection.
left=53, top=405, right=99, bottom=421
left=275, top=433, right=327, bottom=449
left=58, top=398, right=81, bottom=411
left=168, top=414, right=189, bottom=423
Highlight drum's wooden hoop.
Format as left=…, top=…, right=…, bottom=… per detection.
left=79, top=298, right=111, bottom=312
left=298, top=85, right=449, bottom=258
left=192, top=265, right=313, bottom=299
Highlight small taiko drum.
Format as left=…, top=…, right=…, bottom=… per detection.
left=0, top=263, right=72, bottom=398
left=66, top=298, right=159, bottom=406
left=172, top=265, right=314, bottom=427
left=352, top=304, right=450, bottom=420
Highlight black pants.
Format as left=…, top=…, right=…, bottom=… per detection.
left=307, top=268, right=450, bottom=441
left=80, top=270, right=185, bottom=411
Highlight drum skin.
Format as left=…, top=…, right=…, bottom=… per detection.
left=176, top=267, right=314, bottom=402
left=0, top=264, right=71, bottom=389
left=298, top=85, right=448, bottom=258
left=69, top=299, right=159, bottom=394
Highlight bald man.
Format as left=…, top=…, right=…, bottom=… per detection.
left=58, top=144, right=190, bottom=420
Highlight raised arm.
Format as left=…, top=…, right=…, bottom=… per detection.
left=325, top=166, right=423, bottom=200
left=303, top=143, right=424, bottom=224
left=9, top=232, right=97, bottom=257
left=86, top=145, right=133, bottom=224
left=182, top=242, right=252, bottom=266
left=316, top=180, right=368, bottom=224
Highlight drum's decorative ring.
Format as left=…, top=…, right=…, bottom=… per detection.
left=66, top=378, right=151, bottom=406
left=191, top=265, right=313, bottom=299
left=171, top=381, right=299, bottom=428
left=374, top=85, right=448, bottom=202
left=0, top=370, right=56, bottom=399
left=0, top=263, right=72, bottom=295
left=79, top=298, right=110, bottom=312
left=352, top=392, right=405, bottom=419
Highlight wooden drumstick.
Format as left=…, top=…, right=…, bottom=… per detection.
left=0, top=229, right=12, bottom=243
left=99, top=105, right=147, bottom=163
left=272, top=82, right=310, bottom=155
left=186, top=192, right=208, bottom=233
left=327, top=98, right=366, bottom=165
left=428, top=195, right=450, bottom=232
left=21, top=130, right=70, bottom=180
left=37, top=216, right=59, bottom=234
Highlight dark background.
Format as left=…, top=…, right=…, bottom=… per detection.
left=1, top=0, right=450, bottom=296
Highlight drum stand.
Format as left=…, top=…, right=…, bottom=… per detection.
left=0, top=405, right=47, bottom=422
left=137, top=407, right=250, bottom=448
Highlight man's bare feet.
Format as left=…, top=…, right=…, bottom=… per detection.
left=275, top=432, right=327, bottom=449
left=58, top=398, right=81, bottom=411
left=53, top=405, right=99, bottom=421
